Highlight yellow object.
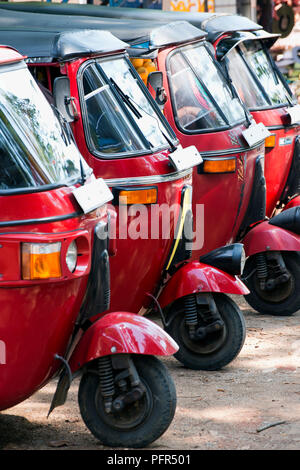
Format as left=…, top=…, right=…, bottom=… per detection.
left=165, top=185, right=192, bottom=271
left=265, top=134, right=276, bottom=148
left=22, top=242, right=62, bottom=280
left=119, top=188, right=157, bottom=205
left=136, top=66, right=149, bottom=85
left=144, top=61, right=157, bottom=74
left=203, top=158, right=236, bottom=173
left=131, top=58, right=144, bottom=68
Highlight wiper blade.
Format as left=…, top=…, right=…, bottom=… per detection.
left=110, top=78, right=142, bottom=119
left=110, top=77, right=177, bottom=152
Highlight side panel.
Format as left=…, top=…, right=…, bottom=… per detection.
left=251, top=108, right=300, bottom=217
left=159, top=47, right=265, bottom=257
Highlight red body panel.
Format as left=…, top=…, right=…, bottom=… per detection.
left=69, top=312, right=179, bottom=372
left=63, top=59, right=192, bottom=314
left=158, top=261, right=249, bottom=309
left=0, top=186, right=106, bottom=411
left=156, top=47, right=265, bottom=257
left=251, top=107, right=300, bottom=217
left=243, top=220, right=300, bottom=256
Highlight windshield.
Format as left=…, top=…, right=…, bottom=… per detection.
left=0, top=62, right=88, bottom=192
left=168, top=42, right=245, bottom=132
left=226, top=41, right=294, bottom=109
left=81, top=56, right=175, bottom=157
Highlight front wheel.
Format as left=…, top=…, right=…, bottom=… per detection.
left=243, top=251, right=300, bottom=316
left=165, top=293, right=246, bottom=371
left=78, top=355, right=176, bottom=448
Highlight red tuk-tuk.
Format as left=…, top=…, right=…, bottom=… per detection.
left=0, top=12, right=250, bottom=372
left=17, top=3, right=300, bottom=318
left=8, top=6, right=300, bottom=319
left=0, top=44, right=181, bottom=448
left=166, top=12, right=300, bottom=317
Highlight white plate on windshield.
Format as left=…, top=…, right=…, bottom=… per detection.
left=287, top=104, right=300, bottom=125
left=73, top=178, right=113, bottom=214
left=169, top=145, right=203, bottom=172
left=242, top=122, right=271, bottom=147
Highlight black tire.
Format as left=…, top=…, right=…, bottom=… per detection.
left=165, top=293, right=246, bottom=371
left=78, top=355, right=176, bottom=448
left=243, top=252, right=300, bottom=316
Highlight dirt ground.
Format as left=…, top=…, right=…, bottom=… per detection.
left=1, top=295, right=300, bottom=451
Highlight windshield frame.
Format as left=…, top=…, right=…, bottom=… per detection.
left=0, top=60, right=90, bottom=196
left=226, top=41, right=296, bottom=112
left=77, top=53, right=178, bottom=160
left=166, top=40, right=247, bottom=135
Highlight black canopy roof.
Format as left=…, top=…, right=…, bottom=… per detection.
left=0, top=2, right=261, bottom=43
left=0, top=7, right=207, bottom=50
left=0, top=28, right=128, bottom=62
left=215, top=29, right=280, bottom=60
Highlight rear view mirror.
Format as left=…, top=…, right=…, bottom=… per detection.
left=147, top=71, right=168, bottom=110
left=53, top=76, right=76, bottom=123
left=147, top=71, right=163, bottom=91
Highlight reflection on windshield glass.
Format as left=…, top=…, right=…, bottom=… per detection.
left=168, top=43, right=245, bottom=132
left=241, top=42, right=291, bottom=106
left=169, top=51, right=225, bottom=130
left=226, top=47, right=268, bottom=109
left=183, top=45, right=245, bottom=124
left=82, top=57, right=171, bottom=156
left=0, top=64, right=85, bottom=191
left=83, top=67, right=144, bottom=154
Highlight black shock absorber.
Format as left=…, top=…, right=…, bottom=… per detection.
left=98, top=356, right=115, bottom=414
left=184, top=294, right=198, bottom=339
left=256, top=252, right=268, bottom=290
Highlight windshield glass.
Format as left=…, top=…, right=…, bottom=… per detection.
left=0, top=62, right=87, bottom=191
left=168, top=42, right=245, bottom=132
left=81, top=56, right=174, bottom=156
left=227, top=41, right=293, bottom=109
left=226, top=47, right=268, bottom=108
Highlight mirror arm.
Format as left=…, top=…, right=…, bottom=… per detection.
left=155, top=87, right=168, bottom=109
left=65, top=96, right=79, bottom=121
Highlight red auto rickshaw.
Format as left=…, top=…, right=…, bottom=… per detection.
left=20, top=3, right=300, bottom=318
left=0, top=44, right=181, bottom=448
left=169, top=12, right=300, bottom=317
left=0, top=12, right=250, bottom=372
left=10, top=6, right=300, bottom=319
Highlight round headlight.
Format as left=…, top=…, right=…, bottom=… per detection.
left=66, top=240, right=77, bottom=273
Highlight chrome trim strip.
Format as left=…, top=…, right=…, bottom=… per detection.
left=104, top=168, right=192, bottom=187
left=0, top=211, right=82, bottom=228
left=199, top=141, right=264, bottom=157
left=267, top=124, right=300, bottom=131
left=203, top=155, right=236, bottom=161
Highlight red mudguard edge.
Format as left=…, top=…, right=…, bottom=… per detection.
left=69, top=312, right=179, bottom=373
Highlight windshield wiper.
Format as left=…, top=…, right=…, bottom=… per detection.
left=110, top=78, right=142, bottom=119
left=110, top=77, right=179, bottom=153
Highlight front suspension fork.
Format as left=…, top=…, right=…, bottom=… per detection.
left=97, top=355, right=145, bottom=414
left=184, top=294, right=224, bottom=340
left=255, top=251, right=291, bottom=291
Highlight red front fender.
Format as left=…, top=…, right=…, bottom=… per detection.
left=157, top=261, right=249, bottom=310
left=68, top=312, right=178, bottom=373
left=243, top=220, right=300, bottom=257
